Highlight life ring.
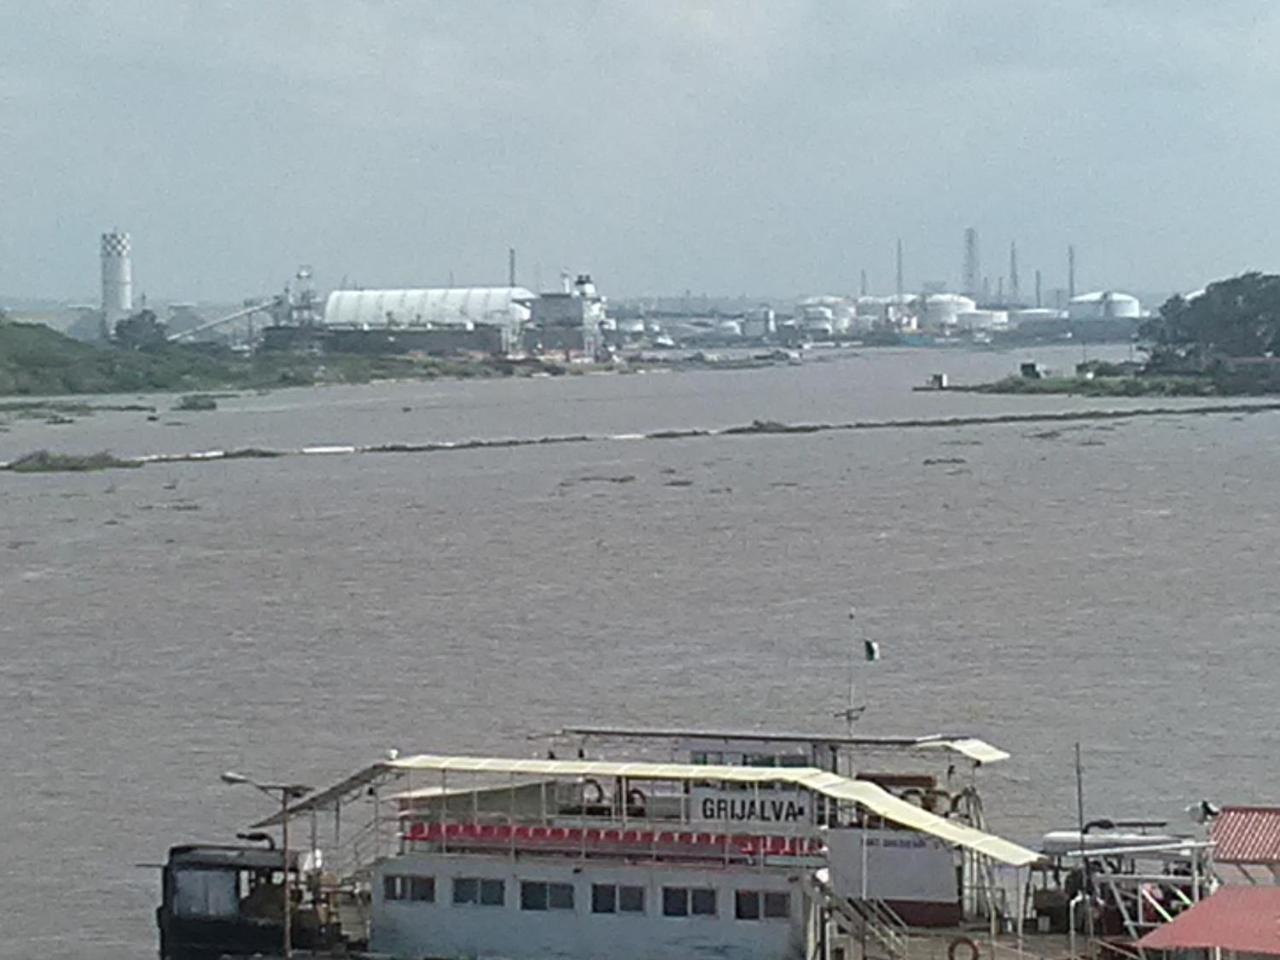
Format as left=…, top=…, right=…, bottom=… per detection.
left=582, top=778, right=605, bottom=805
left=899, top=787, right=927, bottom=807
left=626, top=787, right=646, bottom=809
left=948, top=937, right=979, bottom=960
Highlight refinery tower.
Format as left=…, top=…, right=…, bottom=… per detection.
left=100, top=230, right=133, bottom=340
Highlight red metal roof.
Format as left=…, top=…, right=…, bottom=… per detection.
left=1138, top=887, right=1280, bottom=954
left=1211, top=805, right=1280, bottom=864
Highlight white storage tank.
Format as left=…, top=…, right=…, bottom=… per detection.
left=798, top=296, right=856, bottom=334
left=1068, top=291, right=1141, bottom=321
left=923, top=294, right=977, bottom=329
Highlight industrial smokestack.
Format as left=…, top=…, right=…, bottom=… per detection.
left=1068, top=245, right=1076, bottom=300
left=1009, top=242, right=1020, bottom=305
left=895, top=238, right=904, bottom=302
left=963, top=228, right=980, bottom=298
left=860, top=269, right=868, bottom=298
left=1035, top=269, right=1043, bottom=308
left=100, top=230, right=133, bottom=340
left=508, top=247, right=516, bottom=287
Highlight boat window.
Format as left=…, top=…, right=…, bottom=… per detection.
left=735, top=890, right=760, bottom=920
left=521, top=881, right=574, bottom=911
left=764, top=892, right=790, bottom=918
left=384, top=875, right=405, bottom=901
left=592, top=883, right=645, bottom=914
left=454, top=877, right=505, bottom=907
left=735, top=890, right=791, bottom=921
left=592, top=884, right=616, bottom=913
left=662, top=887, right=687, bottom=917
left=619, top=885, right=645, bottom=913
left=410, top=876, right=435, bottom=902
left=172, top=868, right=239, bottom=919
left=548, top=882, right=574, bottom=910
left=663, top=886, right=715, bottom=917
left=691, top=888, right=716, bottom=916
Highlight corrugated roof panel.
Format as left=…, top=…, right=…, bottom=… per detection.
left=1137, top=886, right=1280, bottom=953
left=382, top=753, right=1039, bottom=866
left=1211, top=806, right=1280, bottom=864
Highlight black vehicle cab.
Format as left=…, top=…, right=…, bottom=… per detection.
left=156, top=843, right=325, bottom=959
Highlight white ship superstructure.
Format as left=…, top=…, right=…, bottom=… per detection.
left=242, top=729, right=1037, bottom=960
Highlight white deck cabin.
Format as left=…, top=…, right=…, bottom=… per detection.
left=263, top=742, right=1037, bottom=960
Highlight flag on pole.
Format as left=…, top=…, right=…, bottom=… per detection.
left=864, top=640, right=880, bottom=662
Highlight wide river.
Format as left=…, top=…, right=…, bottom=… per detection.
left=3, top=345, right=1277, bottom=958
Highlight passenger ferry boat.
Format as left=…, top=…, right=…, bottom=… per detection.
left=157, top=725, right=1044, bottom=959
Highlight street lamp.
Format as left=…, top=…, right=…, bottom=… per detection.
left=221, top=771, right=312, bottom=959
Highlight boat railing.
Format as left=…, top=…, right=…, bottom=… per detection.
left=397, top=820, right=826, bottom=867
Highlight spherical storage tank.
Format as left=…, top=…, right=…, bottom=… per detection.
left=923, top=294, right=977, bottom=329
left=1068, top=291, right=1141, bottom=321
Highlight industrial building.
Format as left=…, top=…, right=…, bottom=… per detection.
left=524, top=274, right=608, bottom=356
left=322, top=287, right=536, bottom=354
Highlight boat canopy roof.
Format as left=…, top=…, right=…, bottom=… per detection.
left=257, top=752, right=1038, bottom=867
left=553, top=726, right=1010, bottom=765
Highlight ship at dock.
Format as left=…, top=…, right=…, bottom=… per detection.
left=156, top=726, right=1221, bottom=960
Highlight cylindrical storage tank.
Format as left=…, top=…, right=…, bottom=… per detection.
left=855, top=296, right=886, bottom=322
left=1068, top=291, right=1141, bottom=321
left=955, top=309, right=1009, bottom=330
left=717, top=319, right=742, bottom=337
left=100, top=231, right=133, bottom=327
left=923, top=294, right=977, bottom=329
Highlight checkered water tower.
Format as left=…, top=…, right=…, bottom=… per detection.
left=100, top=230, right=133, bottom=337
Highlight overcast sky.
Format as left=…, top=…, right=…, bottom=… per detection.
left=2, top=1, right=1278, bottom=302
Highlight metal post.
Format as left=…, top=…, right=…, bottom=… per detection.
left=281, top=789, right=292, bottom=960
left=1075, top=743, right=1094, bottom=941
left=860, top=822, right=869, bottom=960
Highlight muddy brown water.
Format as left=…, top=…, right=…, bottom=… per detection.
left=3, top=346, right=1277, bottom=957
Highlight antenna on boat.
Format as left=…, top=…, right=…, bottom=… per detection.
left=834, top=607, right=868, bottom=735
left=1074, top=742, right=1096, bottom=941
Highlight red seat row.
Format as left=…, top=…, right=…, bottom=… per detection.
left=402, top=821, right=822, bottom=856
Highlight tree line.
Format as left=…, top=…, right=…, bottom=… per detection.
left=1142, top=271, right=1280, bottom=367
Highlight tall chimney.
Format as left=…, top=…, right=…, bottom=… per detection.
left=1035, top=269, right=1043, bottom=308
left=1068, top=245, right=1076, bottom=300
left=100, top=229, right=133, bottom=340
left=963, top=228, right=980, bottom=297
left=895, top=238, right=904, bottom=302
left=508, top=247, right=516, bottom=287
left=1009, top=242, right=1020, bottom=305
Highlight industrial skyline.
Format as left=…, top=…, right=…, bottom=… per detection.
left=3, top=3, right=1278, bottom=301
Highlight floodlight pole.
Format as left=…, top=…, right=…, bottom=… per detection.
left=221, top=773, right=310, bottom=960
left=280, top=787, right=291, bottom=960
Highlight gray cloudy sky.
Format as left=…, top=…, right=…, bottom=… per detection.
left=2, top=1, right=1278, bottom=302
